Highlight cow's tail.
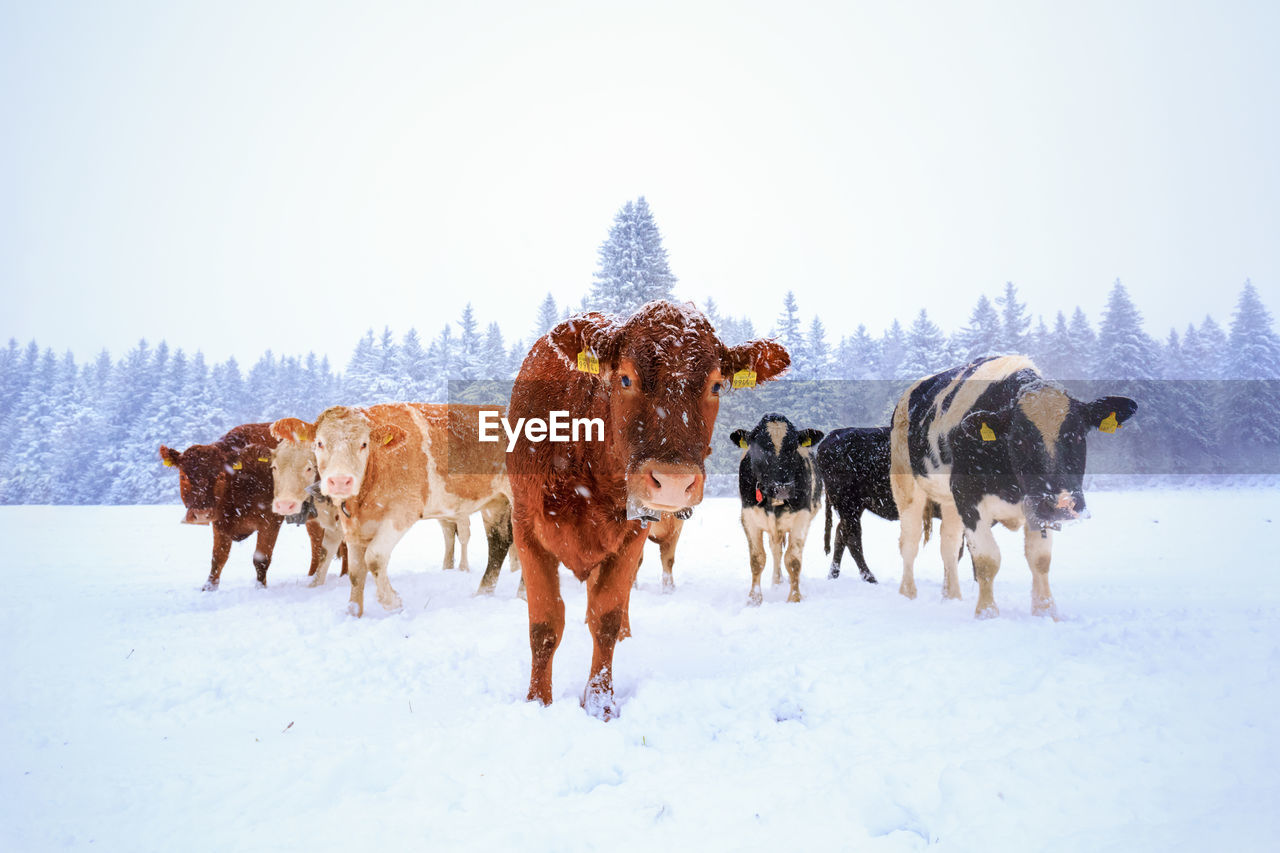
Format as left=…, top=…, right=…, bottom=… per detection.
left=922, top=501, right=935, bottom=545
left=823, top=496, right=833, bottom=555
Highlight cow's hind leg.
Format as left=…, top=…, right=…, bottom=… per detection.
left=476, top=500, right=513, bottom=595
left=518, top=527, right=564, bottom=706
left=769, top=529, right=785, bottom=586
left=1025, top=524, right=1057, bottom=618
left=455, top=515, right=472, bottom=573
left=939, top=503, right=964, bottom=600
left=583, top=536, right=646, bottom=720
left=305, top=519, right=325, bottom=577
left=204, top=526, right=232, bottom=591
left=847, top=512, right=878, bottom=584
left=897, top=491, right=927, bottom=599
left=966, top=521, right=1001, bottom=619
left=310, top=523, right=343, bottom=587
left=440, top=519, right=458, bottom=570
left=251, top=521, right=281, bottom=588
left=828, top=518, right=845, bottom=579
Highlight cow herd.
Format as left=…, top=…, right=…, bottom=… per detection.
left=160, top=300, right=1136, bottom=718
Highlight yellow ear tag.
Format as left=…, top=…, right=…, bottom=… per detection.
left=162, top=457, right=174, bottom=467
left=800, top=436, right=812, bottom=447
left=731, top=369, right=757, bottom=389
left=381, top=432, right=394, bottom=446
left=232, top=461, right=243, bottom=470
left=738, top=438, right=748, bottom=449
left=1099, top=412, right=1119, bottom=434
left=257, top=456, right=269, bottom=463
left=980, top=422, right=996, bottom=442
left=576, top=350, right=600, bottom=374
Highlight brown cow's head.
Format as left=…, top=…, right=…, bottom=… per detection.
left=267, top=428, right=318, bottom=517
left=272, top=410, right=406, bottom=501
left=159, top=442, right=272, bottom=524
left=547, top=300, right=789, bottom=515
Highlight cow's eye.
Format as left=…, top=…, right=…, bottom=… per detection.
left=360, top=441, right=368, bottom=450
left=316, top=441, right=324, bottom=450
left=620, top=375, right=632, bottom=388
left=711, top=382, right=723, bottom=396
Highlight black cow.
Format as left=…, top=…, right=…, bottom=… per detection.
left=890, top=355, right=1137, bottom=618
left=731, top=414, right=823, bottom=605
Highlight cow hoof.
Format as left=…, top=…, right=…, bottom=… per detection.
left=1033, top=599, right=1059, bottom=620
left=861, top=572, right=878, bottom=584
left=201, top=581, right=218, bottom=592
left=379, top=594, right=403, bottom=612
left=975, top=603, right=1000, bottom=620
left=308, top=577, right=325, bottom=588
left=346, top=601, right=364, bottom=618
left=899, top=581, right=917, bottom=599
left=661, top=576, right=675, bottom=594
left=828, top=566, right=840, bottom=579
left=942, top=588, right=962, bottom=601
left=787, top=591, right=803, bottom=603
left=255, top=581, right=267, bottom=590
left=747, top=590, right=763, bottom=607
left=771, top=575, right=783, bottom=587
left=517, top=586, right=528, bottom=602
left=582, top=690, right=618, bottom=721
left=473, top=585, right=497, bottom=597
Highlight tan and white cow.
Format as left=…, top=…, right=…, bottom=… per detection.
left=269, top=435, right=484, bottom=585
left=271, top=403, right=517, bottom=617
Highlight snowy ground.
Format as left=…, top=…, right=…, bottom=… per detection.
left=2, top=490, right=1278, bottom=852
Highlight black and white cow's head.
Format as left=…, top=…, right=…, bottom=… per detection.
left=730, top=414, right=823, bottom=508
left=958, top=385, right=1137, bottom=524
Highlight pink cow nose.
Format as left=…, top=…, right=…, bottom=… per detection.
left=326, top=475, right=354, bottom=495
left=273, top=499, right=300, bottom=516
left=1056, top=493, right=1075, bottom=511
left=647, top=467, right=697, bottom=509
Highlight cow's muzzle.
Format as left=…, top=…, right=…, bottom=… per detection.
left=630, top=461, right=704, bottom=513
left=183, top=508, right=213, bottom=526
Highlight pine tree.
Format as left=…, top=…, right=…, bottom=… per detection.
left=2, top=348, right=63, bottom=503
left=1224, top=280, right=1280, bottom=449
left=835, top=325, right=878, bottom=380
left=773, top=292, right=805, bottom=379
left=806, top=316, right=831, bottom=379
left=456, top=305, right=483, bottom=381
left=954, top=294, right=1002, bottom=361
left=1067, top=308, right=1097, bottom=378
left=482, top=322, right=507, bottom=379
left=343, top=330, right=377, bottom=404
left=397, top=328, right=430, bottom=399
left=588, top=196, right=677, bottom=315
left=876, top=320, right=906, bottom=379
left=996, top=281, right=1031, bottom=355
left=1095, top=279, right=1158, bottom=380
left=899, top=309, right=948, bottom=379
left=532, top=293, right=560, bottom=342
left=1196, top=315, right=1228, bottom=380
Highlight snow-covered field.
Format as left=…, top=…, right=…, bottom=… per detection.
left=2, top=490, right=1278, bottom=852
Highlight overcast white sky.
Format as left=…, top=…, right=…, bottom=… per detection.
left=3, top=0, right=1277, bottom=366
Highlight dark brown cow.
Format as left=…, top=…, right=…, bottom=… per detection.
left=509, top=300, right=789, bottom=719
left=159, top=423, right=326, bottom=590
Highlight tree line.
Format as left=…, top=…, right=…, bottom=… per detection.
left=2, top=196, right=1277, bottom=504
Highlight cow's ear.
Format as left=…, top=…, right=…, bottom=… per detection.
left=798, top=429, right=823, bottom=448
left=159, top=445, right=181, bottom=468
left=370, top=423, right=408, bottom=451
left=1084, top=396, right=1138, bottom=433
left=271, top=417, right=314, bottom=443
left=729, top=429, right=748, bottom=448
left=721, top=338, right=790, bottom=385
left=547, top=312, right=622, bottom=376
left=959, top=408, right=1012, bottom=443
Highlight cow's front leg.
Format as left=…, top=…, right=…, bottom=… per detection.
left=364, top=523, right=407, bottom=612
left=476, top=501, right=512, bottom=595
left=456, top=514, right=472, bottom=573
left=966, top=521, right=1001, bottom=619
left=829, top=518, right=846, bottom=579
left=939, top=503, right=964, bottom=600
left=345, top=537, right=369, bottom=617
left=204, top=526, right=232, bottom=591
left=251, top=520, right=281, bottom=588
left=310, top=522, right=343, bottom=587
left=783, top=513, right=811, bottom=603
left=1024, top=524, right=1057, bottom=619
left=518, top=527, right=563, bottom=706
left=658, top=521, right=681, bottom=593
left=305, top=519, right=325, bottom=577
left=583, top=539, right=645, bottom=720
left=742, top=511, right=767, bottom=605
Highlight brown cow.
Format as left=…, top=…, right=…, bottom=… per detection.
left=509, top=300, right=789, bottom=719
left=158, top=423, right=327, bottom=590
left=270, top=403, right=516, bottom=617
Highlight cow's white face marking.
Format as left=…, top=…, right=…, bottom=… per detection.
left=766, top=421, right=788, bottom=453
left=314, top=412, right=372, bottom=499
left=1018, top=386, right=1070, bottom=457
left=271, top=440, right=316, bottom=507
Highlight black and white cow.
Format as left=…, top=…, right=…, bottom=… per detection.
left=890, top=355, right=1137, bottom=618
left=731, top=414, right=824, bottom=605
